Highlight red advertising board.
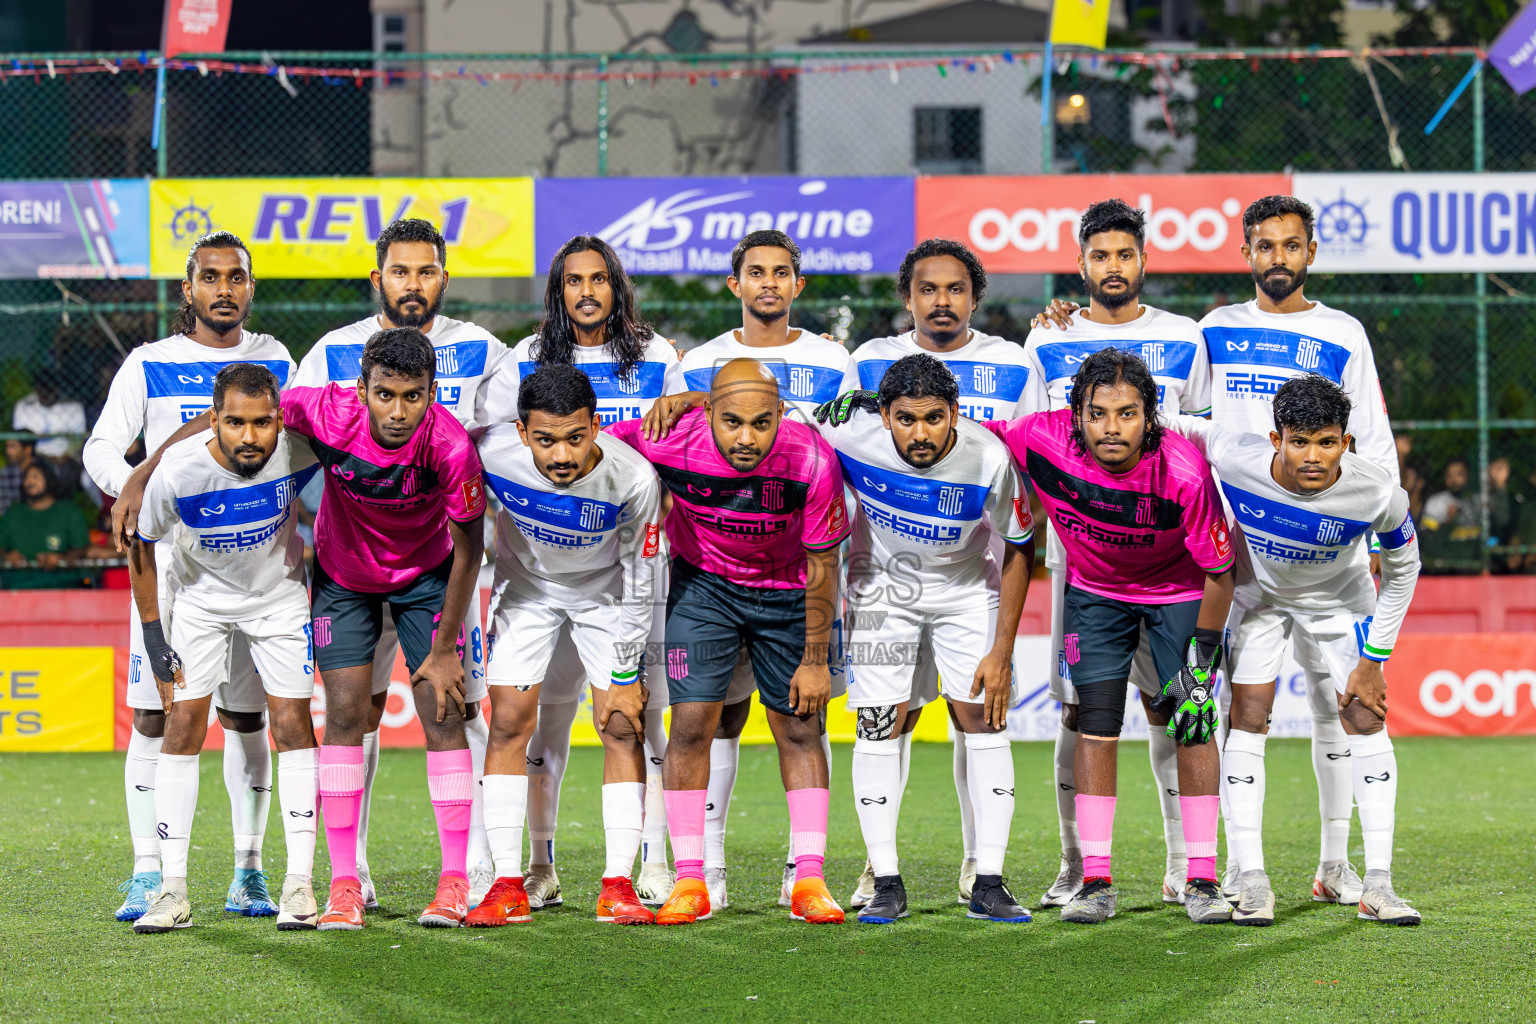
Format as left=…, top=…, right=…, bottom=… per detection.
left=915, top=173, right=1292, bottom=273
left=1385, top=633, right=1536, bottom=737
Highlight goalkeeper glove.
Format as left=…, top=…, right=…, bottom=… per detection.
left=812, top=389, right=879, bottom=426
left=141, top=618, right=183, bottom=685
left=1158, top=628, right=1222, bottom=747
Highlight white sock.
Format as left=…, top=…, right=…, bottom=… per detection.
left=126, top=727, right=163, bottom=875
left=276, top=746, right=318, bottom=880
left=953, top=735, right=977, bottom=861
left=895, top=731, right=913, bottom=818
left=155, top=753, right=200, bottom=881
left=358, top=728, right=379, bottom=871
left=527, top=701, right=577, bottom=866
left=641, top=707, right=669, bottom=867
left=1351, top=729, right=1397, bottom=875
left=1053, top=723, right=1078, bottom=861
left=1222, top=729, right=1268, bottom=874
left=602, top=782, right=646, bottom=879
left=963, top=732, right=1014, bottom=877
left=1312, top=716, right=1354, bottom=864
left=1148, top=725, right=1186, bottom=875
left=223, top=725, right=270, bottom=871
left=852, top=737, right=902, bottom=876
left=483, top=774, right=529, bottom=879
left=704, top=735, right=741, bottom=870
left=464, top=712, right=492, bottom=871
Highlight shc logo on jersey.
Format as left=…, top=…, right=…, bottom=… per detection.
left=436, top=348, right=460, bottom=376
left=1296, top=338, right=1322, bottom=370
left=972, top=366, right=997, bottom=396
left=1134, top=495, right=1155, bottom=527
left=762, top=480, right=785, bottom=512
left=789, top=366, right=813, bottom=397
left=667, top=648, right=689, bottom=680
left=1316, top=517, right=1345, bottom=545
left=616, top=370, right=643, bottom=395
left=937, top=486, right=965, bottom=517
left=580, top=501, right=605, bottom=530
left=1140, top=343, right=1165, bottom=373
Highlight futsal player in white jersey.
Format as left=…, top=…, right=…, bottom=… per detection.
left=655, top=230, right=851, bottom=908
left=817, top=354, right=1035, bottom=924
left=295, top=218, right=510, bottom=908
left=1034, top=195, right=1399, bottom=907
left=1167, top=374, right=1421, bottom=926
left=84, top=232, right=295, bottom=922
left=479, top=235, right=680, bottom=908
left=838, top=238, right=1046, bottom=908
left=464, top=364, right=664, bottom=926
left=126, top=364, right=322, bottom=933
left=1022, top=200, right=1213, bottom=909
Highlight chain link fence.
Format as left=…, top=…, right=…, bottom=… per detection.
left=0, top=47, right=1531, bottom=572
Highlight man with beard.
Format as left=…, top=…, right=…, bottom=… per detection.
left=479, top=235, right=681, bottom=909
left=296, top=217, right=509, bottom=910
left=126, top=364, right=322, bottom=933
left=837, top=237, right=1044, bottom=909
left=86, top=232, right=296, bottom=923
left=815, top=354, right=1035, bottom=924
left=1022, top=199, right=1212, bottom=911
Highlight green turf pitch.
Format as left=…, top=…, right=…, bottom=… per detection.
left=0, top=738, right=1531, bottom=1023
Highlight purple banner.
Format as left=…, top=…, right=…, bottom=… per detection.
left=1490, top=2, right=1536, bottom=95
left=0, top=180, right=149, bottom=279
left=535, top=176, right=915, bottom=275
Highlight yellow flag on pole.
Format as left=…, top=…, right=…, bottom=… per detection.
left=1049, top=0, right=1112, bottom=49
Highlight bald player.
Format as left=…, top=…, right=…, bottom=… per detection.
left=608, top=359, right=851, bottom=925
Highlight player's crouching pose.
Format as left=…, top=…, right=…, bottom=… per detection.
left=127, top=364, right=322, bottom=933
left=988, top=349, right=1237, bottom=925
left=815, top=354, right=1035, bottom=923
left=466, top=365, right=665, bottom=926
left=1169, top=376, right=1422, bottom=926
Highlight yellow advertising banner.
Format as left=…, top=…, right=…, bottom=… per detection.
left=0, top=647, right=115, bottom=752
left=568, top=692, right=953, bottom=747
left=149, top=178, right=535, bottom=278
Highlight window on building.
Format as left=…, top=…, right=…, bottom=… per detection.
left=914, top=107, right=983, bottom=175
left=373, top=12, right=410, bottom=90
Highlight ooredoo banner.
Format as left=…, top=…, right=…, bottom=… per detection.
left=535, top=176, right=916, bottom=275
left=1384, top=634, right=1536, bottom=736
left=914, top=173, right=1291, bottom=273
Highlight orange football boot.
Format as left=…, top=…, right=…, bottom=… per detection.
left=417, top=873, right=470, bottom=927
left=790, top=877, right=846, bottom=924
left=465, top=876, right=533, bottom=926
left=596, top=876, right=656, bottom=925
left=317, top=879, right=366, bottom=931
left=655, top=877, right=712, bottom=925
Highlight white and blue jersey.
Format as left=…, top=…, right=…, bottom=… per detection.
left=296, top=314, right=511, bottom=428
left=844, top=330, right=1045, bottom=424
left=1024, top=305, right=1211, bottom=417
left=484, top=334, right=677, bottom=426
left=83, top=331, right=296, bottom=498
left=1199, top=299, right=1397, bottom=480
left=668, top=329, right=851, bottom=421
left=136, top=432, right=319, bottom=620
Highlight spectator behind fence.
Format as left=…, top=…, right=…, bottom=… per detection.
left=1, top=435, right=38, bottom=515
left=1419, top=457, right=1483, bottom=574
left=1514, top=463, right=1536, bottom=574
left=1486, top=457, right=1521, bottom=574
left=13, top=380, right=87, bottom=460
left=0, top=459, right=93, bottom=589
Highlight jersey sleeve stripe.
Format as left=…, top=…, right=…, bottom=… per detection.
left=1200, top=552, right=1237, bottom=575
left=1362, top=642, right=1392, bottom=661
left=1377, top=515, right=1416, bottom=550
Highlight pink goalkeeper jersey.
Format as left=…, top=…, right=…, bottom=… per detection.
left=608, top=410, right=849, bottom=589
left=281, top=384, right=486, bottom=593
left=988, top=408, right=1234, bottom=603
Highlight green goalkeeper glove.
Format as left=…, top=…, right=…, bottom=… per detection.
left=1159, top=629, right=1222, bottom=747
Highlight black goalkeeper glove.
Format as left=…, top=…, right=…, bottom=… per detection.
left=1158, top=628, right=1222, bottom=747
left=141, top=618, right=183, bottom=685
left=812, top=389, right=879, bottom=426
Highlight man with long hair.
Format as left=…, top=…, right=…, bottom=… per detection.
left=85, top=231, right=295, bottom=924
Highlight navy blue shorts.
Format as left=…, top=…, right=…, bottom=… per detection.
left=1063, top=585, right=1199, bottom=737
left=310, top=553, right=454, bottom=675
left=664, top=558, right=817, bottom=716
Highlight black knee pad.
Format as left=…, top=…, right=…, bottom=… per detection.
left=1074, top=681, right=1126, bottom=738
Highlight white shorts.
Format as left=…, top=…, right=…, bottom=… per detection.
left=487, top=573, right=639, bottom=699
left=1226, top=586, right=1376, bottom=697
left=168, top=584, right=314, bottom=705
left=369, top=586, right=487, bottom=703
left=844, top=584, right=1014, bottom=710
left=1048, top=567, right=1161, bottom=704
left=127, top=541, right=265, bottom=713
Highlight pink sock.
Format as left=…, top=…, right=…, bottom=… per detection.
left=427, top=749, right=474, bottom=880
left=664, top=789, right=707, bottom=881
left=1180, top=794, right=1220, bottom=881
left=786, top=788, right=829, bottom=883
left=1075, top=794, right=1117, bottom=880
left=318, top=745, right=366, bottom=884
